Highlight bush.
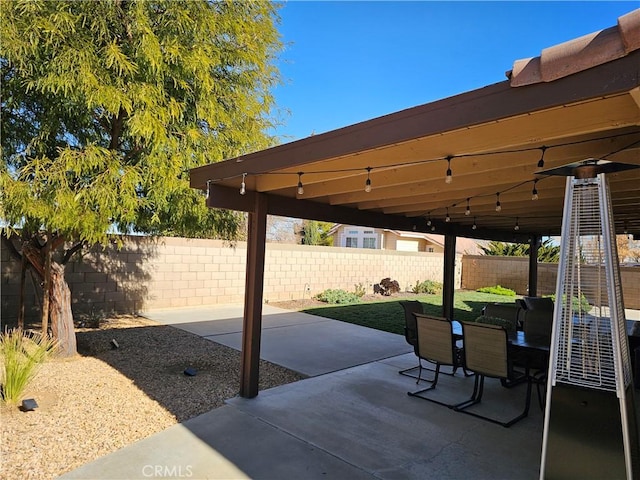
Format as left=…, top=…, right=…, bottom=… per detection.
left=1, top=329, right=58, bottom=405
left=547, top=293, right=590, bottom=314
left=353, top=283, right=367, bottom=298
left=315, top=289, right=361, bottom=304
left=412, top=280, right=443, bottom=294
left=476, top=285, right=516, bottom=296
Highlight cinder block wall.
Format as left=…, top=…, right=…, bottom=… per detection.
left=1, top=235, right=460, bottom=322
left=460, top=255, right=640, bottom=309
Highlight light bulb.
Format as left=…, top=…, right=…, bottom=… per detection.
left=364, top=167, right=372, bottom=192
left=240, top=173, right=246, bottom=195
left=445, top=157, right=453, bottom=184
left=297, top=173, right=304, bottom=195
left=537, top=146, right=547, bottom=169
left=465, top=198, right=471, bottom=216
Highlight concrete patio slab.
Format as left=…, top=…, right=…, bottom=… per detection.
left=143, top=304, right=412, bottom=377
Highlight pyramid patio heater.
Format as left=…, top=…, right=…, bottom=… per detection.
left=540, top=160, right=639, bottom=479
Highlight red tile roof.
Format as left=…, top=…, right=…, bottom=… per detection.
left=509, top=9, right=639, bottom=87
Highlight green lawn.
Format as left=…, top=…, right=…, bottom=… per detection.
left=302, top=291, right=517, bottom=335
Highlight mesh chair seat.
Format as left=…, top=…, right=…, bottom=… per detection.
left=455, top=322, right=532, bottom=427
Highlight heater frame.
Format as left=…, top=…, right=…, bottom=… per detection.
left=540, top=173, right=638, bottom=480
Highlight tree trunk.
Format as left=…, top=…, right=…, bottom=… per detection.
left=41, top=239, right=52, bottom=334
left=22, top=242, right=77, bottom=357
left=18, top=252, right=27, bottom=329
left=48, top=262, right=76, bottom=357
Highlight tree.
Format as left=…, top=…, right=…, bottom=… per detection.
left=1, top=0, right=283, bottom=356
left=479, top=239, right=560, bottom=262
left=300, top=220, right=333, bottom=246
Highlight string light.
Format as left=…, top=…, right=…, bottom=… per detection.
left=431, top=224, right=436, bottom=232
left=537, top=146, right=547, bottom=168
left=472, top=217, right=477, bottom=230
left=206, top=133, right=636, bottom=232
left=514, top=218, right=520, bottom=231
left=624, top=221, right=629, bottom=235
left=240, top=173, right=247, bottom=195
left=365, top=167, right=372, bottom=193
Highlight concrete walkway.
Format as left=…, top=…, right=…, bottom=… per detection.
left=60, top=304, right=546, bottom=480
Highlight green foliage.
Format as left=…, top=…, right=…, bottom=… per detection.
left=480, top=239, right=560, bottom=263
left=476, top=285, right=516, bottom=296
left=547, top=294, right=591, bottom=314
left=314, top=289, right=361, bottom=305
left=301, top=220, right=334, bottom=246
left=1, top=0, right=283, bottom=243
left=412, top=280, right=443, bottom=294
left=353, top=283, right=367, bottom=298
left=1, top=329, right=57, bottom=405
left=474, top=315, right=517, bottom=335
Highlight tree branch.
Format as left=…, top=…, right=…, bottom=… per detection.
left=62, top=242, right=85, bottom=265
left=109, top=107, right=126, bottom=150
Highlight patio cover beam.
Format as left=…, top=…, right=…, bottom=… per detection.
left=443, top=234, right=457, bottom=321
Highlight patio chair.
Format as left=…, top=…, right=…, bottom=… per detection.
left=399, top=301, right=466, bottom=379
left=407, top=314, right=467, bottom=407
left=398, top=301, right=427, bottom=379
left=455, top=321, right=532, bottom=427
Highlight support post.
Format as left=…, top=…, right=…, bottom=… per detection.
left=528, top=235, right=540, bottom=297
left=240, top=194, right=268, bottom=398
left=443, top=234, right=457, bottom=321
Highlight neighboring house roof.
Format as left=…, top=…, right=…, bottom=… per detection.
left=509, top=9, right=640, bottom=86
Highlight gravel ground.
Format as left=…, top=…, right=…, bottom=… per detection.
left=1, top=316, right=305, bottom=480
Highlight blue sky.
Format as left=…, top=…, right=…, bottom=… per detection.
left=271, top=1, right=638, bottom=141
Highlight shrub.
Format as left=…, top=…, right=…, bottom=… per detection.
left=1, top=329, right=58, bottom=405
left=547, top=293, right=590, bottom=314
left=353, top=283, right=367, bottom=298
left=476, top=285, right=516, bottom=296
left=412, top=280, right=443, bottom=294
left=315, top=289, right=361, bottom=304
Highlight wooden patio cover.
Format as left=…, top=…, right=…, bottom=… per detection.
left=191, top=12, right=640, bottom=397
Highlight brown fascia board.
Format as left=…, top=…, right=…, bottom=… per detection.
left=207, top=184, right=532, bottom=243
left=190, top=50, right=640, bottom=191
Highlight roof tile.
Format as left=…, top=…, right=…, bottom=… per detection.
left=510, top=9, right=639, bottom=87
